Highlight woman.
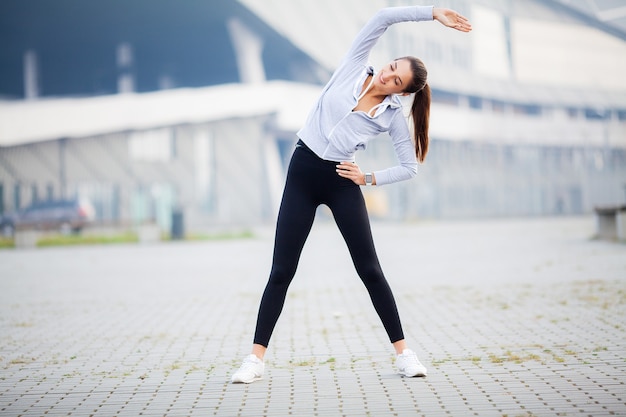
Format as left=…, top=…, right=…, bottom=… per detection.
left=232, top=5, right=471, bottom=383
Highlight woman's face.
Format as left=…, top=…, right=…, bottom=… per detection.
left=376, top=59, right=412, bottom=96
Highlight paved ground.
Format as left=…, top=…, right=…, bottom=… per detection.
left=0, top=215, right=625, bottom=417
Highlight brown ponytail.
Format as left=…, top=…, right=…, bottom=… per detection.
left=398, top=56, right=430, bottom=163
left=410, top=82, right=430, bottom=163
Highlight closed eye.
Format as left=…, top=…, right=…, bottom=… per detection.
left=391, top=62, right=401, bottom=86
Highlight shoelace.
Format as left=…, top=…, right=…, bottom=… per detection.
left=238, top=358, right=259, bottom=372
left=400, top=350, right=421, bottom=365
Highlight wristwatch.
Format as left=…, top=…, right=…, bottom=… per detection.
left=365, top=173, right=373, bottom=186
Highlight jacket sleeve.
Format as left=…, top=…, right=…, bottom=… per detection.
left=372, top=110, right=419, bottom=186
left=343, top=6, right=434, bottom=66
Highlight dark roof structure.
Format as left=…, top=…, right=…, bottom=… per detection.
left=0, top=0, right=329, bottom=99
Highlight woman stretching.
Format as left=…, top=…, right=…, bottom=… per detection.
left=232, top=5, right=472, bottom=383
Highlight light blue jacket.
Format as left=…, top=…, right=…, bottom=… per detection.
left=297, top=6, right=434, bottom=185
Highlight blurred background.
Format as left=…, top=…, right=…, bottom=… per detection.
left=0, top=0, right=625, bottom=237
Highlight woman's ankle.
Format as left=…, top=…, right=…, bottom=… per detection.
left=392, top=339, right=408, bottom=355
left=251, top=344, right=267, bottom=360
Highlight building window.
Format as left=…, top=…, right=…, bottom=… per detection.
left=492, top=100, right=506, bottom=113
left=128, top=128, right=174, bottom=162
left=432, top=89, right=459, bottom=106
left=31, top=184, right=39, bottom=203
left=468, top=95, right=482, bottom=110
left=425, top=40, right=443, bottom=63
left=566, top=107, right=579, bottom=119
left=513, top=103, right=542, bottom=116
left=46, top=184, right=54, bottom=201
left=448, top=0, right=471, bottom=18
left=584, top=108, right=609, bottom=120
left=13, top=184, right=21, bottom=210
left=451, top=46, right=470, bottom=69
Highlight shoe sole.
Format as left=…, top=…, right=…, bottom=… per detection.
left=399, top=370, right=427, bottom=378
left=231, top=376, right=262, bottom=384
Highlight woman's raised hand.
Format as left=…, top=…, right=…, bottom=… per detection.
left=433, top=8, right=472, bottom=32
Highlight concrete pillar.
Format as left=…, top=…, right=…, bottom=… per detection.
left=227, top=18, right=266, bottom=84
left=116, top=42, right=135, bottom=93
left=23, top=50, right=39, bottom=100
left=617, top=210, right=626, bottom=242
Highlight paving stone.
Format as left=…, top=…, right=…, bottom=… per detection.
left=1, top=217, right=625, bottom=416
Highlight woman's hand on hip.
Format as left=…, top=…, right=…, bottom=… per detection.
left=336, top=161, right=366, bottom=185
left=433, top=8, right=472, bottom=32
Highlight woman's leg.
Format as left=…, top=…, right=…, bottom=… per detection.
left=326, top=185, right=405, bottom=346
left=252, top=152, right=318, bottom=352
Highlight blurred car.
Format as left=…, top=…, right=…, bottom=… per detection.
left=0, top=198, right=95, bottom=237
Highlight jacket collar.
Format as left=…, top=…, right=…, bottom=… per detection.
left=354, top=65, right=402, bottom=111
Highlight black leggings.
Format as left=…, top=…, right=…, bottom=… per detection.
left=253, top=140, right=404, bottom=347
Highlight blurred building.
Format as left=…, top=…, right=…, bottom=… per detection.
left=0, top=0, right=625, bottom=232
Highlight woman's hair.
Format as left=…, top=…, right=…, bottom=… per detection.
left=399, top=56, right=430, bottom=163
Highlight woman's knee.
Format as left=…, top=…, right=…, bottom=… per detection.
left=357, top=263, right=386, bottom=286
left=268, top=264, right=296, bottom=287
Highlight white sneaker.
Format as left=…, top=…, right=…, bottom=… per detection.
left=396, top=349, right=427, bottom=377
left=231, top=354, right=264, bottom=383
